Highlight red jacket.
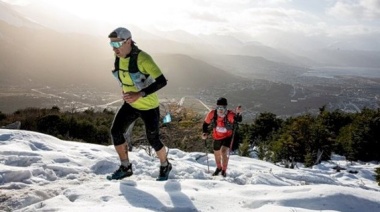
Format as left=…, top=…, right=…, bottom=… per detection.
left=204, top=109, right=237, bottom=140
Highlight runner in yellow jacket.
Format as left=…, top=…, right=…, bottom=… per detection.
left=107, top=27, right=172, bottom=181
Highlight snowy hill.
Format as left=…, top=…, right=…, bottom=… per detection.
left=1, top=129, right=380, bottom=211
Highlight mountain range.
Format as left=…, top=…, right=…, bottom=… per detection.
left=1, top=1, right=379, bottom=116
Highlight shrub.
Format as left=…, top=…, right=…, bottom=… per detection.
left=375, top=167, right=380, bottom=186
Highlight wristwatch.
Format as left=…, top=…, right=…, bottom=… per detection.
left=140, top=91, right=146, bottom=97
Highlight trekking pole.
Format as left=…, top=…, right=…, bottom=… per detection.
left=228, top=106, right=241, bottom=154
left=228, top=124, right=238, bottom=156
left=204, top=139, right=210, bottom=173
left=226, top=106, right=241, bottom=172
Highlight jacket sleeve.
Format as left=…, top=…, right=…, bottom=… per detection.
left=202, top=110, right=214, bottom=133
left=202, top=122, right=210, bottom=134
left=141, top=74, right=167, bottom=96
left=234, top=113, right=242, bottom=123
left=139, top=52, right=167, bottom=95
left=228, top=112, right=242, bottom=123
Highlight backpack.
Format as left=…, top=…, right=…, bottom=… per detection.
left=210, top=109, right=241, bottom=151
left=210, top=109, right=234, bottom=130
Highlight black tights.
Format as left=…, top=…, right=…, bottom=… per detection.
left=110, top=102, right=163, bottom=151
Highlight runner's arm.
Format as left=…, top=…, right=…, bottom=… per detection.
left=140, top=74, right=167, bottom=96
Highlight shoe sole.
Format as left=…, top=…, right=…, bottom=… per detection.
left=106, top=173, right=133, bottom=180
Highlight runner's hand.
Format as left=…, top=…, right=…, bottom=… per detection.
left=201, top=133, right=208, bottom=140
left=235, top=105, right=242, bottom=114
left=123, top=91, right=142, bottom=103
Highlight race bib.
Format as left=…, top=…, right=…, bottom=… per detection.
left=216, top=126, right=227, bottom=133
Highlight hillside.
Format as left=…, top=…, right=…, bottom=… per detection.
left=155, top=54, right=247, bottom=94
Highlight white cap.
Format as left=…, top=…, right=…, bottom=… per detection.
left=108, top=27, right=132, bottom=40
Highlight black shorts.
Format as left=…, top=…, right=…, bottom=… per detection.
left=213, top=137, right=232, bottom=151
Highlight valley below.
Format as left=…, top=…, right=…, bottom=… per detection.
left=1, top=67, right=379, bottom=122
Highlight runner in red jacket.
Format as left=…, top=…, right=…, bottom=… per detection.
left=202, top=97, right=242, bottom=177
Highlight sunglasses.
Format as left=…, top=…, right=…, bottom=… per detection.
left=216, top=106, right=227, bottom=111
left=109, top=39, right=127, bottom=48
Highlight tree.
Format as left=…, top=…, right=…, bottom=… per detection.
left=270, top=113, right=332, bottom=165
left=251, top=112, right=283, bottom=144
left=238, top=135, right=251, bottom=157
left=336, top=108, right=380, bottom=161
left=36, top=114, right=63, bottom=136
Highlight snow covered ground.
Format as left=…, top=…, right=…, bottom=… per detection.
left=1, top=129, right=380, bottom=212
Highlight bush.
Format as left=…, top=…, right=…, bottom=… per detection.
left=238, top=135, right=250, bottom=157
left=375, top=167, right=380, bottom=186
left=37, top=114, right=63, bottom=136
left=0, top=111, right=6, bottom=121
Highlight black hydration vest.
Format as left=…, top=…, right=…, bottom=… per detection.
left=112, top=48, right=150, bottom=87
left=210, top=110, right=234, bottom=130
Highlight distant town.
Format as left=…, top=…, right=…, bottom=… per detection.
left=1, top=68, right=379, bottom=123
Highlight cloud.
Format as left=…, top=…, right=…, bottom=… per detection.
left=189, top=10, right=227, bottom=23
left=3, top=0, right=379, bottom=51
left=0, top=0, right=29, bottom=5
left=328, top=0, right=380, bottom=21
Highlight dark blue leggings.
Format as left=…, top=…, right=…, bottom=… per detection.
left=110, top=102, right=163, bottom=151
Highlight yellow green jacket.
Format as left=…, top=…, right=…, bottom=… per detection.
left=113, top=51, right=163, bottom=110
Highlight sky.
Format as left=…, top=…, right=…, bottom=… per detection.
left=2, top=0, right=380, bottom=51
left=1, top=128, right=380, bottom=211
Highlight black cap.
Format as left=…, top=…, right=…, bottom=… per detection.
left=216, top=97, right=227, bottom=106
